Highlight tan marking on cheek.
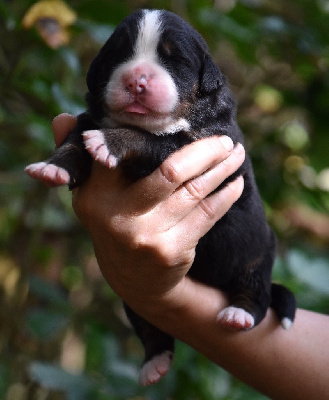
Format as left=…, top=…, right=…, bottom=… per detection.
left=171, top=82, right=199, bottom=122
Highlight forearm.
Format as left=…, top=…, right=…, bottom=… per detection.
left=130, top=278, right=329, bottom=400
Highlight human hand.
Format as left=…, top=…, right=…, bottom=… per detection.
left=53, top=113, right=245, bottom=314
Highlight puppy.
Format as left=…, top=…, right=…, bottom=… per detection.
left=26, top=9, right=296, bottom=386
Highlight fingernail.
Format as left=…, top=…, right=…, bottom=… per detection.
left=220, top=136, right=234, bottom=152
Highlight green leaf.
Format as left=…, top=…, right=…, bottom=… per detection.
left=287, top=249, right=329, bottom=295
left=51, top=83, right=85, bottom=115
left=28, top=362, right=92, bottom=400
left=28, top=275, right=69, bottom=306
left=26, top=308, right=70, bottom=340
left=77, top=20, right=115, bottom=44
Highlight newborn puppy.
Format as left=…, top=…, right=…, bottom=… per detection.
left=26, top=9, right=296, bottom=386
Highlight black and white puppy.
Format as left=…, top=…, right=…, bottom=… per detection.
left=26, top=9, right=296, bottom=386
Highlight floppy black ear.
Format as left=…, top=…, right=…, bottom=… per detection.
left=85, top=51, right=110, bottom=122
left=86, top=53, right=104, bottom=94
left=200, top=53, right=223, bottom=94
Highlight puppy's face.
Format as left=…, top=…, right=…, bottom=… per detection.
left=87, top=10, right=222, bottom=135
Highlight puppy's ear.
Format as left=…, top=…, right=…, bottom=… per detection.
left=85, top=52, right=109, bottom=121
left=199, top=53, right=224, bottom=94
left=86, top=54, right=102, bottom=94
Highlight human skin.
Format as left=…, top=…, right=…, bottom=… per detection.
left=53, top=114, right=329, bottom=399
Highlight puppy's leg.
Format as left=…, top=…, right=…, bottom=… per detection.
left=83, top=128, right=151, bottom=168
left=25, top=113, right=95, bottom=189
left=83, top=127, right=189, bottom=181
left=26, top=133, right=91, bottom=188
left=83, top=129, right=119, bottom=168
left=271, top=283, right=296, bottom=330
left=217, top=281, right=296, bottom=330
left=124, top=303, right=174, bottom=386
left=217, top=258, right=273, bottom=330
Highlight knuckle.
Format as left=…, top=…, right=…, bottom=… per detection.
left=178, top=250, right=196, bottom=267
left=110, top=216, right=144, bottom=249
left=198, top=198, right=217, bottom=220
left=159, top=159, right=182, bottom=184
left=131, top=234, right=191, bottom=268
left=219, top=157, right=233, bottom=175
left=154, top=242, right=175, bottom=266
left=155, top=242, right=194, bottom=268
left=205, top=136, right=231, bottom=162
left=129, top=235, right=173, bottom=266
left=183, top=177, right=206, bottom=201
left=128, top=231, right=149, bottom=250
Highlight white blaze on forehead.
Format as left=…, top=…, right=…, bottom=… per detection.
left=134, top=10, right=162, bottom=61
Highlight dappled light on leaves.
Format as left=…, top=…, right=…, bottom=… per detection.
left=253, top=84, right=284, bottom=114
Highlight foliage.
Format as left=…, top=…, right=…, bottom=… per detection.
left=0, top=0, right=328, bottom=399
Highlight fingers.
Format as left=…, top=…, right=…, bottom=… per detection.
left=148, top=142, right=245, bottom=228
left=159, top=136, right=234, bottom=186
left=148, top=175, right=245, bottom=268
left=119, top=142, right=245, bottom=258
left=131, top=136, right=236, bottom=208
left=172, top=143, right=245, bottom=216
left=52, top=113, right=77, bottom=147
left=167, top=175, right=245, bottom=249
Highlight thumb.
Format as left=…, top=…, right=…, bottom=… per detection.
left=52, top=113, right=77, bottom=147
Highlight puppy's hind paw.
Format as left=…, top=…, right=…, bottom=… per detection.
left=83, top=130, right=118, bottom=168
left=25, top=162, right=70, bottom=186
left=216, top=306, right=255, bottom=330
left=139, top=351, right=173, bottom=386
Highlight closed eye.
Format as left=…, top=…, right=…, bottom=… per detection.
left=159, top=41, right=173, bottom=57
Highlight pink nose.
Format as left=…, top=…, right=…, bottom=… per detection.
left=124, top=74, right=148, bottom=95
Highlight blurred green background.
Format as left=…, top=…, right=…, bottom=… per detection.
left=1, top=0, right=328, bottom=399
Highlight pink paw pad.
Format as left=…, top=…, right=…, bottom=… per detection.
left=216, top=306, right=255, bottom=330
left=25, top=162, right=70, bottom=186
left=139, top=351, right=173, bottom=386
left=83, top=130, right=118, bottom=168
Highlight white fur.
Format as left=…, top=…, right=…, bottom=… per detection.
left=281, top=317, right=293, bottom=331
left=135, top=10, right=162, bottom=61
left=217, top=306, right=255, bottom=330
left=139, top=350, right=173, bottom=386
left=156, top=118, right=191, bottom=135
left=83, top=130, right=118, bottom=168
left=25, top=162, right=70, bottom=185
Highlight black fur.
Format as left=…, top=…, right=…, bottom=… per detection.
left=30, top=9, right=296, bottom=376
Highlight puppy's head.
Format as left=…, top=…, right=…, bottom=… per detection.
left=87, top=9, right=225, bottom=135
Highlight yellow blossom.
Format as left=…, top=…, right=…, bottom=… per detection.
left=23, top=0, right=77, bottom=48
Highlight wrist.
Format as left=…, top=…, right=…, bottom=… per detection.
left=126, top=277, right=229, bottom=340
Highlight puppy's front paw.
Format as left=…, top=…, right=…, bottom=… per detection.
left=216, top=306, right=255, bottom=330
left=139, top=351, right=173, bottom=386
left=83, top=130, right=118, bottom=168
left=25, top=162, right=70, bottom=186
